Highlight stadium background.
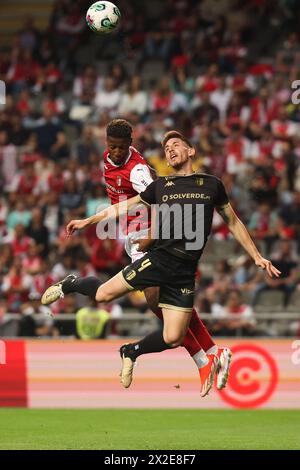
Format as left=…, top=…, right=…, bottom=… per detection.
left=0, top=0, right=300, bottom=450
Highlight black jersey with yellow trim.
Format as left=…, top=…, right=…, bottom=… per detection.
left=140, top=172, right=229, bottom=262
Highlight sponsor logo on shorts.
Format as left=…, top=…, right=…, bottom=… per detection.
left=181, top=288, right=194, bottom=295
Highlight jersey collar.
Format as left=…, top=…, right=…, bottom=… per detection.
left=107, top=148, right=132, bottom=167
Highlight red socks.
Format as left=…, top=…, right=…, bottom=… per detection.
left=189, top=308, right=216, bottom=352
left=181, top=328, right=202, bottom=357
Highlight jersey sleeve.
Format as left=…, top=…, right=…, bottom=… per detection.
left=129, top=164, right=153, bottom=193
left=139, top=179, right=157, bottom=206
left=215, top=178, right=229, bottom=208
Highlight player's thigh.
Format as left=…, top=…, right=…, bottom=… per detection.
left=122, top=253, right=161, bottom=290
left=144, top=286, right=160, bottom=313
left=162, top=308, right=192, bottom=346
left=96, top=271, right=131, bottom=302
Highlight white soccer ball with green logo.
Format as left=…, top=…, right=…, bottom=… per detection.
left=86, top=1, right=121, bottom=34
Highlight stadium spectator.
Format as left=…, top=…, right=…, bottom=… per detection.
left=31, top=259, right=55, bottom=298
left=7, top=202, right=32, bottom=230
left=279, top=191, right=300, bottom=252
left=11, top=224, right=34, bottom=257
left=0, top=219, right=13, bottom=245
left=9, top=113, right=31, bottom=146
left=248, top=202, right=280, bottom=254
left=2, top=256, right=33, bottom=312
left=76, top=299, right=110, bottom=340
left=54, top=295, right=78, bottom=336
left=150, top=76, right=187, bottom=114
left=91, top=238, right=125, bottom=278
left=59, top=178, right=85, bottom=220
left=0, top=130, right=18, bottom=190
left=210, top=289, right=257, bottom=337
left=224, top=122, right=251, bottom=175
left=94, top=77, right=121, bottom=116
left=22, top=243, right=43, bottom=276
left=51, top=249, right=72, bottom=275
left=118, top=75, right=148, bottom=117
left=46, top=162, right=65, bottom=195
left=34, top=106, right=64, bottom=157
left=9, top=159, right=40, bottom=200
left=18, top=16, right=40, bottom=52
left=73, top=125, right=102, bottom=166
left=42, top=192, right=60, bottom=239
left=73, top=65, right=102, bottom=99
left=193, top=90, right=220, bottom=125
left=210, top=76, right=233, bottom=122
left=253, top=239, right=299, bottom=306
left=85, top=184, right=109, bottom=218
left=18, top=292, right=57, bottom=337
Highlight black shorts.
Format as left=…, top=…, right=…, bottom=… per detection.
left=121, top=249, right=197, bottom=312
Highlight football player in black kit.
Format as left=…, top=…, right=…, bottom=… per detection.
left=42, top=131, right=281, bottom=394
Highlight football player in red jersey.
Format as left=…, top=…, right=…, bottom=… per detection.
left=102, top=119, right=231, bottom=396
left=103, top=119, right=153, bottom=262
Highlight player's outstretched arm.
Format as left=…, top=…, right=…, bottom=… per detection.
left=66, top=195, right=143, bottom=236
left=217, top=203, right=281, bottom=278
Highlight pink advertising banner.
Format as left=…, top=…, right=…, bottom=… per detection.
left=12, top=338, right=298, bottom=409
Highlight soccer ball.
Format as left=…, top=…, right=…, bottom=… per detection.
left=86, top=1, right=121, bottom=34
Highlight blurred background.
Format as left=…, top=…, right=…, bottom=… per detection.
left=0, top=0, right=300, bottom=341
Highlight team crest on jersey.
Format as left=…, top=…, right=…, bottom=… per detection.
left=196, top=178, right=204, bottom=186
left=165, top=180, right=175, bottom=187
left=116, top=176, right=122, bottom=187
left=125, top=270, right=136, bottom=281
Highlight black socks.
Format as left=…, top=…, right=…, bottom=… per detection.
left=62, top=276, right=102, bottom=298
left=126, top=330, right=173, bottom=361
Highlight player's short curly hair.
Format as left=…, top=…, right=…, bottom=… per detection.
left=161, top=130, right=193, bottom=149
left=106, top=119, right=132, bottom=139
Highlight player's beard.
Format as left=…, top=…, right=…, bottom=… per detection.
left=170, top=155, right=189, bottom=172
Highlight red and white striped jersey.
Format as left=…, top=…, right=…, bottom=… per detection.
left=103, top=146, right=153, bottom=234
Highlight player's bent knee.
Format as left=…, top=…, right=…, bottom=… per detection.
left=163, top=332, right=183, bottom=348
left=172, top=337, right=185, bottom=348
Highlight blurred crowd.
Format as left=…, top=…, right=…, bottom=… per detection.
left=0, top=0, right=300, bottom=337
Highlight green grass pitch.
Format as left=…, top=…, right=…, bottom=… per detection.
left=0, top=409, right=299, bottom=450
